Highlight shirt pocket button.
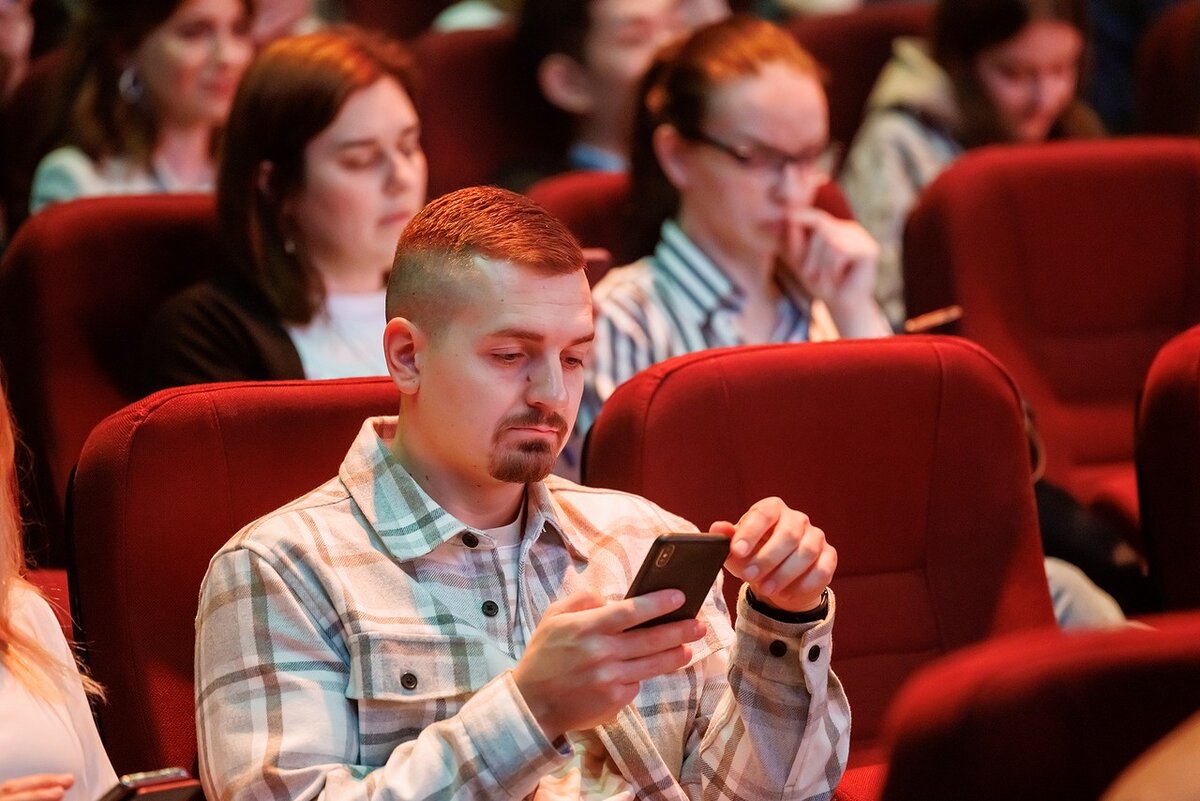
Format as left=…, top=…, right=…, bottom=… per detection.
left=400, top=672, right=419, bottom=690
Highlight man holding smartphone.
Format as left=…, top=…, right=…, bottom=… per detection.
left=195, top=187, right=849, bottom=801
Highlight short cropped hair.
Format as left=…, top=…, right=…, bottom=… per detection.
left=387, top=186, right=584, bottom=330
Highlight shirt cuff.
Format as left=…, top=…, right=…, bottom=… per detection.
left=735, top=584, right=836, bottom=693
left=457, top=670, right=571, bottom=796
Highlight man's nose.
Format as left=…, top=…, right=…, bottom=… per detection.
left=527, top=358, right=569, bottom=409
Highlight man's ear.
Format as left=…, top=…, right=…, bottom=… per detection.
left=653, top=124, right=692, bottom=190
left=384, top=316, right=425, bottom=395
left=537, top=53, right=595, bottom=116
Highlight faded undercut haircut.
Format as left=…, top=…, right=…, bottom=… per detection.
left=387, top=186, right=584, bottom=330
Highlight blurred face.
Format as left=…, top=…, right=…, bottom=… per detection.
left=667, top=62, right=830, bottom=265
left=403, top=260, right=593, bottom=486
left=133, top=0, right=253, bottom=128
left=974, top=19, right=1084, bottom=143
left=284, top=76, right=427, bottom=291
left=578, top=0, right=691, bottom=140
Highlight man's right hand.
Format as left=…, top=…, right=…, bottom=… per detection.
left=512, top=589, right=706, bottom=741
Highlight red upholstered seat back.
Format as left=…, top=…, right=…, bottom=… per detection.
left=0, top=48, right=65, bottom=236
left=1135, top=0, right=1200, bottom=134
left=903, top=138, right=1200, bottom=528
left=0, top=194, right=223, bottom=564
left=881, top=610, right=1200, bottom=801
left=412, top=26, right=567, bottom=197
left=1137, top=323, right=1200, bottom=610
left=583, top=337, right=1055, bottom=753
left=527, top=170, right=857, bottom=283
left=788, top=3, right=932, bottom=152
left=69, top=378, right=400, bottom=773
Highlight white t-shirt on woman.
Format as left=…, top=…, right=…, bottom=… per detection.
left=0, top=586, right=117, bottom=800
left=285, top=289, right=389, bottom=380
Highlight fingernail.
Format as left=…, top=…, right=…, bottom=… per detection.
left=761, top=581, right=776, bottom=595
left=744, top=565, right=759, bottom=580
left=733, top=541, right=750, bottom=557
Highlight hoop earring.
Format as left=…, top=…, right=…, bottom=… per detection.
left=118, top=66, right=144, bottom=104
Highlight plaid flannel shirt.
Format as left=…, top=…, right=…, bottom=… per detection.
left=195, top=417, right=850, bottom=801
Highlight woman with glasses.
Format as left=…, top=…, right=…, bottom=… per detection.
left=839, top=0, right=1102, bottom=326
left=572, top=15, right=890, bottom=469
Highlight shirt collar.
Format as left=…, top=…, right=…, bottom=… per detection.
left=339, top=417, right=590, bottom=563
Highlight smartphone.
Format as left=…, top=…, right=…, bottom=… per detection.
left=624, top=533, right=730, bottom=630
left=95, top=769, right=205, bottom=801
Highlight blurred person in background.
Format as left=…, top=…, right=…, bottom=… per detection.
left=29, top=0, right=254, bottom=212
left=501, top=0, right=729, bottom=190
left=840, top=0, right=1102, bottom=326
left=0, top=0, right=33, bottom=99
left=0, top=380, right=116, bottom=801
left=142, top=27, right=426, bottom=390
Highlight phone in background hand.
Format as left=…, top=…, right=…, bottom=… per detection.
left=624, top=533, right=730, bottom=630
left=95, top=769, right=205, bottom=801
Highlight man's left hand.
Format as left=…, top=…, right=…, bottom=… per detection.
left=712, top=496, right=835, bottom=614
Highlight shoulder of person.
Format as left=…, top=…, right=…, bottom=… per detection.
left=29, top=146, right=103, bottom=211
left=543, top=474, right=699, bottom=541
left=7, top=583, right=73, bottom=663
left=591, top=257, right=657, bottom=309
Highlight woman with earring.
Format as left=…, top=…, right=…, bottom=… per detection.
left=28, top=0, right=254, bottom=213
left=140, top=27, right=427, bottom=390
left=0, top=380, right=117, bottom=801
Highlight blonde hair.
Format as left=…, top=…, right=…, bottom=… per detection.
left=0, top=383, right=102, bottom=700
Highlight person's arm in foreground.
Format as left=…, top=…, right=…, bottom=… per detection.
left=1101, top=708, right=1200, bottom=801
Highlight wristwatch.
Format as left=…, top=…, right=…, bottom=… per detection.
left=745, top=587, right=829, bottom=623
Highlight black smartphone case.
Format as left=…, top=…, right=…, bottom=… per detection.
left=625, top=533, right=730, bottom=630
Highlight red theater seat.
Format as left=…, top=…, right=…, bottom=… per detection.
left=903, top=138, right=1200, bottom=533
left=0, top=194, right=223, bottom=565
left=583, top=336, right=1056, bottom=795
left=412, top=26, right=567, bottom=197
left=0, top=48, right=65, bottom=237
left=788, top=3, right=933, bottom=153
left=1135, top=0, right=1200, bottom=135
left=1137, top=323, right=1200, bottom=611
left=69, top=377, right=399, bottom=773
left=881, top=611, right=1200, bottom=801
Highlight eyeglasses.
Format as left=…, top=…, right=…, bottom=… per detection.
left=688, top=131, right=840, bottom=181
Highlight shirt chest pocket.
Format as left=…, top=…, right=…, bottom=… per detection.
left=345, top=631, right=496, bottom=763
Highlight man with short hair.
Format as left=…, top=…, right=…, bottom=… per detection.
left=195, top=186, right=850, bottom=801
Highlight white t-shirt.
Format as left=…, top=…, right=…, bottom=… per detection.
left=285, top=289, right=389, bottom=380
left=0, top=586, right=117, bottom=800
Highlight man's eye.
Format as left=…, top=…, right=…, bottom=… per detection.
left=494, top=353, right=522, bottom=363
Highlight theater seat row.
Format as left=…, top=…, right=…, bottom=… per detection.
left=58, top=339, right=1200, bottom=800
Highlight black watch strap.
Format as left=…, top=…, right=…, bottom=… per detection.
left=745, top=587, right=829, bottom=624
